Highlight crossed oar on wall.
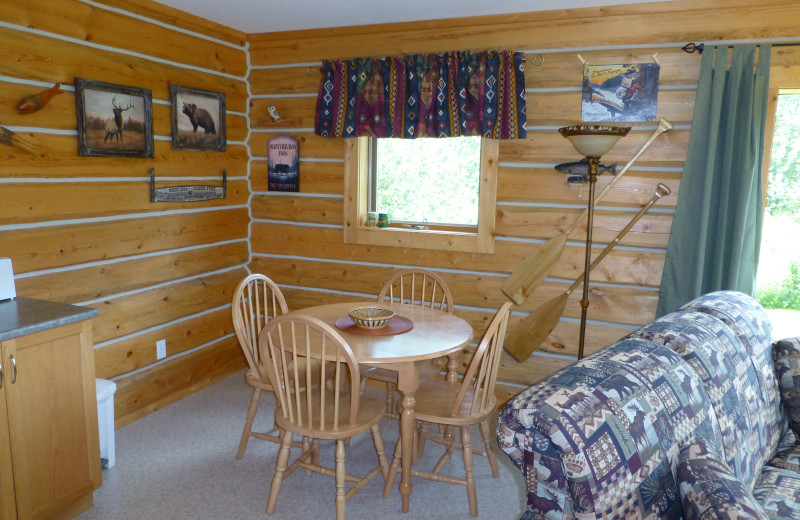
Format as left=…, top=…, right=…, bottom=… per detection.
left=502, top=118, right=673, bottom=362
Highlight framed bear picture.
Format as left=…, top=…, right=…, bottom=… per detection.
left=169, top=84, right=226, bottom=152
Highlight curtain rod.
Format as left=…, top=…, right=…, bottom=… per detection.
left=682, top=42, right=800, bottom=54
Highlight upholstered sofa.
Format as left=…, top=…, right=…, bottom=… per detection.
left=497, top=290, right=800, bottom=519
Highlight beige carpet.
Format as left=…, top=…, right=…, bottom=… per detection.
left=76, top=370, right=527, bottom=520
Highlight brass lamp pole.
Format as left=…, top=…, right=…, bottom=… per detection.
left=559, top=125, right=630, bottom=359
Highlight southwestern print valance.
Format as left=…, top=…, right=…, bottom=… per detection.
left=315, top=50, right=526, bottom=139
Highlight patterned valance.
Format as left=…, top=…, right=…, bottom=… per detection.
left=315, top=50, right=526, bottom=139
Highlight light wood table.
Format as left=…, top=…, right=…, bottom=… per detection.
left=294, top=301, right=474, bottom=513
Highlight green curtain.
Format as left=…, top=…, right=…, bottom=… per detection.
left=656, top=45, right=771, bottom=317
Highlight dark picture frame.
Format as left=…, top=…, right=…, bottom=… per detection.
left=170, top=84, right=226, bottom=152
left=75, top=78, right=154, bottom=158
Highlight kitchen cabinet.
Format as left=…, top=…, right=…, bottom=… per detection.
left=0, top=298, right=100, bottom=520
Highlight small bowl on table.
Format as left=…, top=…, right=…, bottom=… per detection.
left=348, top=306, right=395, bottom=329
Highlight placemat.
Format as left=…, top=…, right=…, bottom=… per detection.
left=335, top=315, right=413, bottom=336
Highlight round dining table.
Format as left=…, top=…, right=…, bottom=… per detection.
left=294, top=301, right=474, bottom=513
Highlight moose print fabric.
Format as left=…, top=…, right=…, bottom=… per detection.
left=315, top=50, right=526, bottom=139
left=498, top=291, right=793, bottom=520
left=497, top=338, right=722, bottom=519
left=677, top=438, right=769, bottom=520
left=627, top=310, right=770, bottom=489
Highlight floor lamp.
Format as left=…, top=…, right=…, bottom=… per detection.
left=558, top=125, right=630, bottom=359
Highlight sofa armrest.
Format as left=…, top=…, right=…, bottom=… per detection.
left=773, top=337, right=800, bottom=437
left=678, top=438, right=769, bottom=520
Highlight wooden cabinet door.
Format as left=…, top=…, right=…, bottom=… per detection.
left=0, top=359, right=18, bottom=519
left=2, top=321, right=100, bottom=520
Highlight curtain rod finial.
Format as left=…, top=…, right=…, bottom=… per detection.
left=682, top=42, right=705, bottom=54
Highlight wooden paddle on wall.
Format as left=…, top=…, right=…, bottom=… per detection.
left=501, top=118, right=673, bottom=306
left=504, top=183, right=672, bottom=362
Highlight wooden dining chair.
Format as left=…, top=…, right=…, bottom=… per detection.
left=232, top=273, right=306, bottom=458
left=260, top=314, right=389, bottom=520
left=382, top=302, right=513, bottom=517
left=362, top=269, right=455, bottom=416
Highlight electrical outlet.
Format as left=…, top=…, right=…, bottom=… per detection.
left=156, top=339, right=167, bottom=360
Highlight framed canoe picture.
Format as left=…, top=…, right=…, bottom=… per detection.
left=268, top=134, right=299, bottom=192
left=581, top=62, right=660, bottom=123
left=170, top=84, right=226, bottom=152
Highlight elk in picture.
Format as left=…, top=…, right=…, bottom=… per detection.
left=75, top=78, right=153, bottom=158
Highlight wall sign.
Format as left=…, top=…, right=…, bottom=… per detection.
left=150, top=168, right=226, bottom=202
left=268, top=134, right=299, bottom=192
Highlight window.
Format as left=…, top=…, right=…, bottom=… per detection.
left=372, top=137, right=481, bottom=226
left=756, top=89, right=800, bottom=336
left=343, top=136, right=498, bottom=253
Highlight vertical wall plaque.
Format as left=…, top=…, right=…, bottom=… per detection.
left=268, top=134, right=299, bottom=192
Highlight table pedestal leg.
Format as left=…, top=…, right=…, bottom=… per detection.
left=396, top=362, right=418, bottom=514
left=446, top=355, right=459, bottom=383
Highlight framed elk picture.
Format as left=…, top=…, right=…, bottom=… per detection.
left=169, top=84, right=226, bottom=152
left=75, top=78, right=154, bottom=157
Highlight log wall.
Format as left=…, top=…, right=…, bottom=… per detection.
left=2, top=0, right=799, bottom=428
left=247, top=0, right=800, bottom=401
left=0, top=0, right=249, bottom=427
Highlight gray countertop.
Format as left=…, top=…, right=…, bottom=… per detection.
left=0, top=297, right=98, bottom=342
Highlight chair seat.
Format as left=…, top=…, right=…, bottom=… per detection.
left=412, top=379, right=497, bottom=426
left=274, top=391, right=386, bottom=440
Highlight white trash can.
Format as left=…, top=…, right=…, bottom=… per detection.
left=95, top=378, right=117, bottom=469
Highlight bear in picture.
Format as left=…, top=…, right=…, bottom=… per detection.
left=170, top=84, right=226, bottom=152
left=182, top=102, right=216, bottom=134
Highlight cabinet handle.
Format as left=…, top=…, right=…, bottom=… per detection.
left=0, top=360, right=3, bottom=389
left=8, top=355, right=15, bottom=385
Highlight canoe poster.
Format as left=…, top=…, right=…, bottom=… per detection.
left=267, top=134, right=299, bottom=192
left=581, top=63, right=660, bottom=123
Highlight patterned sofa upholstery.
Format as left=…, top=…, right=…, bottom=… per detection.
left=497, top=290, right=800, bottom=519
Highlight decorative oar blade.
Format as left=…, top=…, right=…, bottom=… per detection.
left=504, top=292, right=569, bottom=362
left=501, top=233, right=567, bottom=305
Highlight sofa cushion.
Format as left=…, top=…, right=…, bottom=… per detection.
left=680, top=291, right=785, bottom=462
left=678, top=438, right=769, bottom=520
left=627, top=309, right=767, bottom=489
left=753, top=467, right=800, bottom=519
left=773, top=338, right=800, bottom=438
left=497, top=338, right=721, bottom=519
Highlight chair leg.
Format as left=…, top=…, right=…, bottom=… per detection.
left=416, top=421, right=429, bottom=461
left=461, top=427, right=478, bottom=516
left=371, top=423, right=390, bottom=480
left=383, top=439, right=402, bottom=498
left=304, top=437, right=314, bottom=476
left=386, top=382, right=396, bottom=416
left=335, top=440, right=346, bottom=520
left=432, top=426, right=456, bottom=474
left=479, top=420, right=500, bottom=478
left=237, top=387, right=261, bottom=459
left=266, top=429, right=293, bottom=514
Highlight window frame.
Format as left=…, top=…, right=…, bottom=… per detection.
left=343, top=136, right=498, bottom=253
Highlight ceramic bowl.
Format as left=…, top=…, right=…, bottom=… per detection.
left=348, top=306, right=395, bottom=329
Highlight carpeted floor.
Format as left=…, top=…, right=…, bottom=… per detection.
left=76, top=370, right=527, bottom=520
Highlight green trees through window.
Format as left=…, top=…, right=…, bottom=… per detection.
left=373, top=136, right=481, bottom=225
left=756, top=92, right=800, bottom=312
